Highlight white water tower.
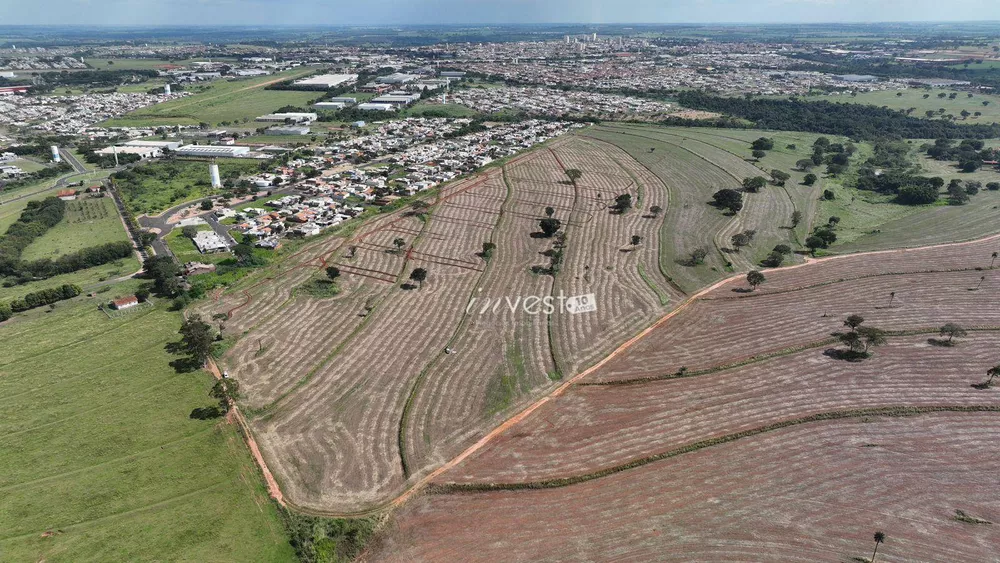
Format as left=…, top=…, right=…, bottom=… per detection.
left=164, top=83, right=171, bottom=95
left=209, top=162, right=222, bottom=188
left=50, top=146, right=61, bottom=163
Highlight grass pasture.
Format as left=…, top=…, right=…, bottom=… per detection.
left=102, top=69, right=318, bottom=128
left=21, top=198, right=130, bottom=262
left=115, top=158, right=262, bottom=215
left=805, top=88, right=1000, bottom=124
left=0, top=297, right=295, bottom=562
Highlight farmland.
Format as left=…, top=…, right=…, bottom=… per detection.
left=193, top=133, right=679, bottom=513
left=0, top=295, right=295, bottom=562
left=21, top=198, right=131, bottom=261
left=101, top=68, right=317, bottom=128
left=373, top=412, right=1000, bottom=562
left=361, top=227, right=1000, bottom=561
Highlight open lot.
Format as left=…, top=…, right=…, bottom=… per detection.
left=114, top=158, right=262, bottom=215
left=811, top=88, right=1000, bottom=124
left=193, top=135, right=678, bottom=513
left=0, top=296, right=295, bottom=562
left=101, top=68, right=317, bottom=127
left=21, top=198, right=131, bottom=262
left=374, top=412, right=1000, bottom=562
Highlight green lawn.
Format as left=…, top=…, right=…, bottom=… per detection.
left=115, top=158, right=262, bottom=215
left=102, top=69, right=319, bottom=128
left=0, top=296, right=295, bottom=562
left=21, top=198, right=131, bottom=262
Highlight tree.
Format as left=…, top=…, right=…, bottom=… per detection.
left=839, top=330, right=864, bottom=353
left=612, top=193, right=633, bottom=213
left=871, top=531, right=886, bottom=563
left=564, top=169, right=582, bottom=183
left=751, top=149, right=766, bottom=160
left=210, top=378, right=241, bottom=413
left=985, top=365, right=1000, bottom=387
left=179, top=315, right=214, bottom=363
left=409, top=267, right=428, bottom=288
left=181, top=225, right=199, bottom=239
left=731, top=231, right=754, bottom=251
left=326, top=266, right=341, bottom=281
left=770, top=169, right=791, bottom=185
left=199, top=199, right=214, bottom=211
left=751, top=137, right=774, bottom=151
left=742, top=176, right=768, bottom=193
left=976, top=275, right=987, bottom=290
left=991, top=251, right=998, bottom=269
left=232, top=243, right=255, bottom=265
left=858, top=326, right=887, bottom=353
left=940, top=323, right=967, bottom=343
left=689, top=247, right=708, bottom=265
left=803, top=173, right=817, bottom=186
left=805, top=235, right=825, bottom=255
left=144, top=255, right=180, bottom=296
left=795, top=158, right=815, bottom=171
left=649, top=205, right=663, bottom=218
left=410, top=200, right=430, bottom=217
left=712, top=188, right=743, bottom=214
left=746, top=270, right=765, bottom=291
left=544, top=206, right=555, bottom=217
left=630, top=235, right=642, bottom=246
left=393, top=237, right=406, bottom=253
left=844, top=314, right=865, bottom=331
left=480, top=241, right=496, bottom=259
left=791, top=210, right=803, bottom=228
left=539, top=217, right=561, bottom=238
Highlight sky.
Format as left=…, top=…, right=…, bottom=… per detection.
left=5, top=0, right=1000, bottom=26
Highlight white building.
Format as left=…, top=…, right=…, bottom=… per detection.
left=256, top=112, right=318, bottom=123
left=95, top=146, right=163, bottom=159
left=357, top=102, right=397, bottom=112
left=124, top=139, right=182, bottom=151
left=291, top=74, right=359, bottom=90
left=175, top=145, right=251, bottom=158
left=193, top=231, right=230, bottom=253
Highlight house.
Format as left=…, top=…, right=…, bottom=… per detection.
left=57, top=189, right=77, bottom=201
left=192, top=231, right=230, bottom=253
left=111, top=295, right=140, bottom=310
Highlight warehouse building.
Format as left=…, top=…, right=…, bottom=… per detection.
left=376, top=72, right=420, bottom=85
left=265, top=126, right=311, bottom=135
left=357, top=102, right=397, bottom=112
left=291, top=74, right=359, bottom=90
left=256, top=112, right=318, bottom=123
left=124, top=139, right=183, bottom=151
left=95, top=145, right=163, bottom=159
left=175, top=145, right=251, bottom=158
left=370, top=92, right=421, bottom=106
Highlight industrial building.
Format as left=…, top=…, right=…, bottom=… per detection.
left=376, top=73, right=420, bottom=85
left=175, top=145, right=251, bottom=158
left=291, top=74, right=359, bottom=90
left=357, top=102, right=397, bottom=112
left=95, top=145, right=163, bottom=159
left=124, top=139, right=182, bottom=151
left=370, top=92, right=421, bottom=107
left=314, top=101, right=348, bottom=110
left=440, top=71, right=466, bottom=79
left=255, top=112, right=318, bottom=123
left=265, top=126, right=311, bottom=135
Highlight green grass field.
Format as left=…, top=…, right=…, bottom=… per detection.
left=102, top=69, right=319, bottom=128
left=0, top=295, right=295, bottom=562
left=21, top=198, right=131, bottom=262
left=802, top=89, right=1000, bottom=124
left=115, top=158, right=262, bottom=215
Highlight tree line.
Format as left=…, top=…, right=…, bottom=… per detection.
left=674, top=91, right=1000, bottom=140
left=0, top=283, right=81, bottom=322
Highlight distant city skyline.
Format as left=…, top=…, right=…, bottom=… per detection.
left=6, top=0, right=1000, bottom=27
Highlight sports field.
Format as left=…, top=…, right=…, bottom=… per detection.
left=101, top=68, right=318, bottom=128
left=0, top=296, right=295, bottom=562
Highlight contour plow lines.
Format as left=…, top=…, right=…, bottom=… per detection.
left=245, top=170, right=512, bottom=513
left=434, top=406, right=1000, bottom=491
left=371, top=412, right=1000, bottom=563
left=399, top=162, right=568, bottom=482
left=441, top=333, right=1000, bottom=485
left=590, top=269, right=1000, bottom=383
